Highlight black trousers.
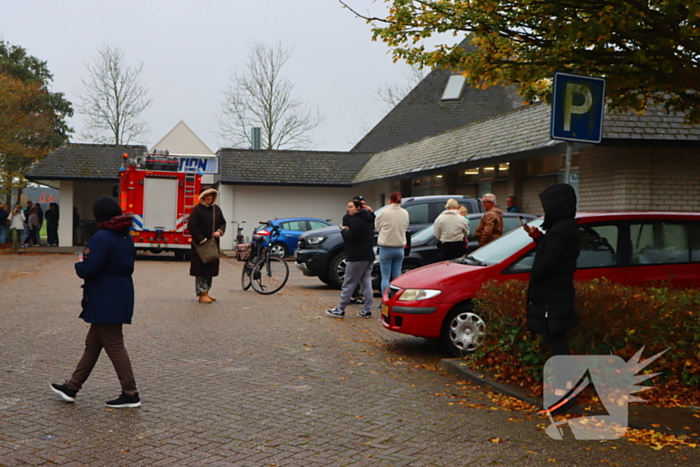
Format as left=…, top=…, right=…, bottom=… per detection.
left=546, top=332, right=571, bottom=391
left=438, top=241, right=465, bottom=261
left=47, top=223, right=59, bottom=245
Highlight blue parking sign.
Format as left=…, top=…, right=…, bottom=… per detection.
left=550, top=72, right=606, bottom=143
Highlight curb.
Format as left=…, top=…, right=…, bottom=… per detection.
left=440, top=359, right=700, bottom=440
left=440, top=358, right=539, bottom=406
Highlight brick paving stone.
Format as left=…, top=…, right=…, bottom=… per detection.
left=1, top=254, right=699, bottom=466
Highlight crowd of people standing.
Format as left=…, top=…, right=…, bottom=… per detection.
left=0, top=200, right=62, bottom=249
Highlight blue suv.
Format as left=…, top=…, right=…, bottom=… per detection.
left=254, top=218, right=332, bottom=257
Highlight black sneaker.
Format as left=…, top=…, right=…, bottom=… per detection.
left=349, top=297, right=364, bottom=305
left=325, top=307, right=345, bottom=318
left=358, top=310, right=372, bottom=318
left=50, top=383, right=77, bottom=403
left=106, top=392, right=141, bottom=408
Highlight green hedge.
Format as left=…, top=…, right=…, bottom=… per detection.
left=471, top=279, right=700, bottom=392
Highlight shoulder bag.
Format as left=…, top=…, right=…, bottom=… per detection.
left=195, top=207, right=220, bottom=264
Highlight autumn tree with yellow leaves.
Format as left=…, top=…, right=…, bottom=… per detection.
left=341, top=0, right=700, bottom=121
left=0, top=41, right=73, bottom=206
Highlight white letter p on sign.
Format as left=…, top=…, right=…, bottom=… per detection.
left=564, top=84, right=592, bottom=131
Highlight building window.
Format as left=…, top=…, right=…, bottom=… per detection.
left=412, top=175, right=444, bottom=195
left=480, top=166, right=496, bottom=181
left=497, top=162, right=510, bottom=179
left=441, top=74, right=467, bottom=101
left=529, top=154, right=580, bottom=177
left=528, top=155, right=560, bottom=177
left=459, top=167, right=480, bottom=185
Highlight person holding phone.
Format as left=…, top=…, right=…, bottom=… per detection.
left=326, top=198, right=375, bottom=318
left=51, top=196, right=141, bottom=408
left=523, top=184, right=581, bottom=415
left=8, top=204, right=26, bottom=250
left=342, top=195, right=374, bottom=305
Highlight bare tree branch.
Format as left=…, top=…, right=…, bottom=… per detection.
left=78, top=44, right=152, bottom=145
left=377, top=63, right=427, bottom=111
left=217, top=41, right=324, bottom=150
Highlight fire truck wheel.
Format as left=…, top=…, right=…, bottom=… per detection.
left=174, top=250, right=186, bottom=261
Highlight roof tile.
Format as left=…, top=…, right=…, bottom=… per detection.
left=218, top=149, right=370, bottom=186
left=25, top=143, right=147, bottom=181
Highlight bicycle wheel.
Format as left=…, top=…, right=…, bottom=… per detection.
left=241, top=262, right=252, bottom=290
left=251, top=256, right=289, bottom=295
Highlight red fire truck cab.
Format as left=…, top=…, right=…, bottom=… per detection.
left=118, top=152, right=209, bottom=260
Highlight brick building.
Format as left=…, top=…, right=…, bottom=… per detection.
left=351, top=101, right=700, bottom=214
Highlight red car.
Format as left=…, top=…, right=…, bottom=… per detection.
left=381, top=212, right=700, bottom=356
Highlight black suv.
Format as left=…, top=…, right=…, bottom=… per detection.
left=295, top=195, right=483, bottom=288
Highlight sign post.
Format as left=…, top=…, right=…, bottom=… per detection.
left=550, top=72, right=606, bottom=183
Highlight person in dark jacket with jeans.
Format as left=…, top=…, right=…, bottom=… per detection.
left=326, top=199, right=375, bottom=318
left=524, top=183, right=581, bottom=415
left=51, top=196, right=141, bottom=408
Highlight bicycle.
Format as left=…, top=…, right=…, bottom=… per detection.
left=239, top=225, right=289, bottom=294
left=231, top=220, right=247, bottom=246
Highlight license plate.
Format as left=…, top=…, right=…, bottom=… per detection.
left=381, top=304, right=389, bottom=318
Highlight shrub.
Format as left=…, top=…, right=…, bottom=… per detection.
left=471, top=279, right=700, bottom=405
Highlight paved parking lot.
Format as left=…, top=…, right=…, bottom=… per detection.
left=1, top=253, right=698, bottom=466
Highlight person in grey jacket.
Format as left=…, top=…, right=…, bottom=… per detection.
left=433, top=198, right=470, bottom=261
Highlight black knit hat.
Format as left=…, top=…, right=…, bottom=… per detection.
left=93, top=196, right=122, bottom=223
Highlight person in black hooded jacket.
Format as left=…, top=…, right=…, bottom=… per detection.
left=326, top=199, right=375, bottom=318
left=524, top=183, right=581, bottom=415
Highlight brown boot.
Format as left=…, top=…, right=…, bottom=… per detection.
left=198, top=291, right=213, bottom=304
left=206, top=291, right=217, bottom=302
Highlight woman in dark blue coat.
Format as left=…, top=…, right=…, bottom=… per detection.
left=51, top=196, right=141, bottom=408
left=524, top=183, right=581, bottom=415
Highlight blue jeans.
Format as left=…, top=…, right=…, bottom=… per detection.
left=0, top=225, right=8, bottom=244
left=379, top=246, right=404, bottom=294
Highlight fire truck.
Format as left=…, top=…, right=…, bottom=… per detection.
left=118, top=151, right=209, bottom=260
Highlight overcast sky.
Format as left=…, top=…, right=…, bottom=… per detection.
left=1, top=0, right=440, bottom=152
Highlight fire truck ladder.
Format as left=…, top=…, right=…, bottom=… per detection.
left=183, top=166, right=198, bottom=209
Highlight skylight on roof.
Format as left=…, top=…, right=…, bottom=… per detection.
left=441, top=74, right=467, bottom=101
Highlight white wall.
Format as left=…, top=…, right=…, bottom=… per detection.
left=61, top=177, right=393, bottom=250
left=74, top=181, right=118, bottom=221
left=55, top=180, right=116, bottom=246
left=58, top=181, right=74, bottom=247
left=359, top=180, right=392, bottom=210
left=217, top=185, right=360, bottom=250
